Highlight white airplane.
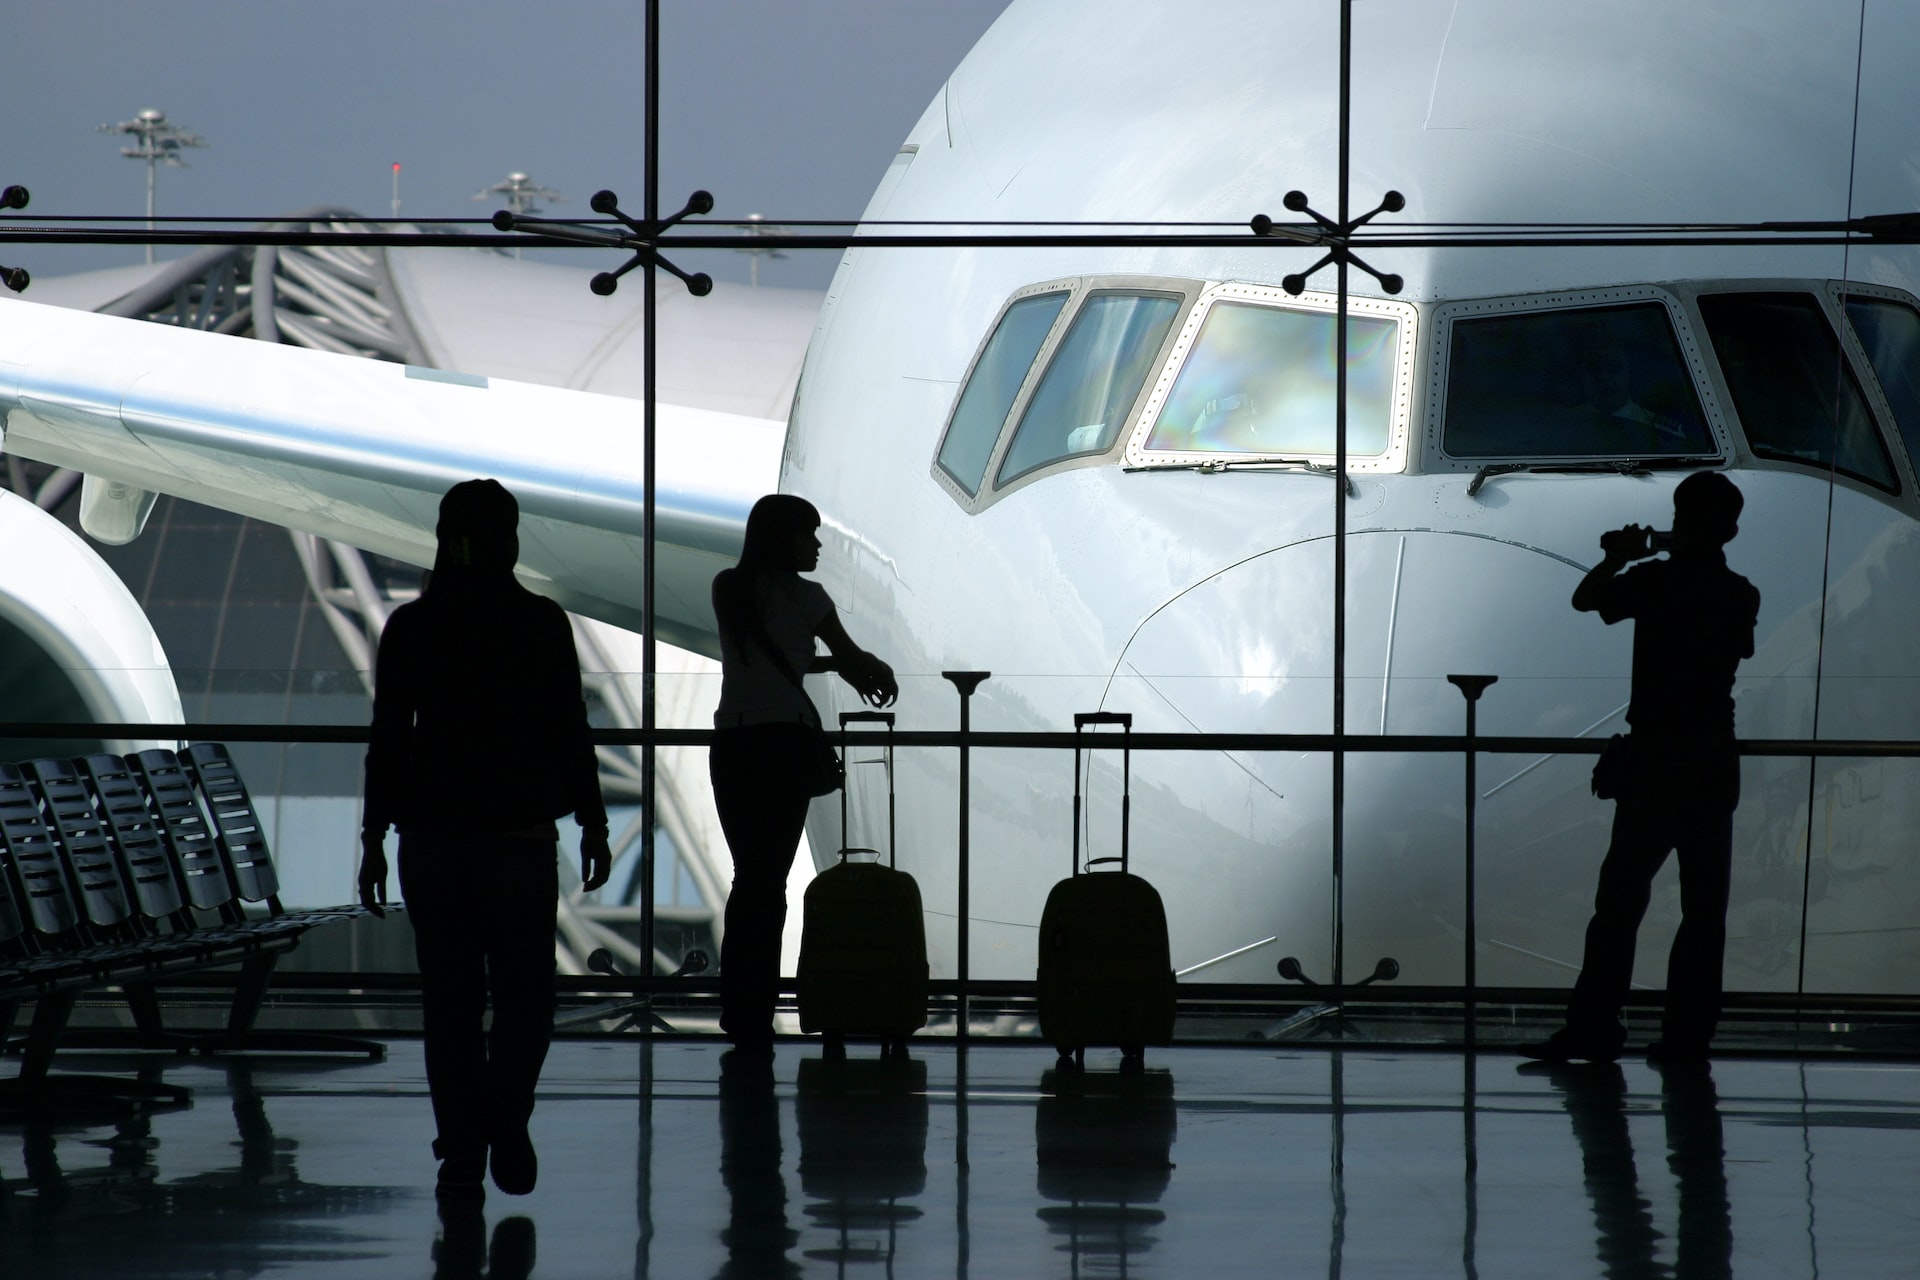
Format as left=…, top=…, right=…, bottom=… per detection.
left=3, top=0, right=1919, bottom=999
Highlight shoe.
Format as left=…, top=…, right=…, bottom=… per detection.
left=435, top=1151, right=486, bottom=1203
left=489, top=1123, right=538, bottom=1196
left=1517, top=1027, right=1625, bottom=1064
left=1645, top=1038, right=1711, bottom=1066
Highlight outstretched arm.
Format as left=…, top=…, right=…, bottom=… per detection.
left=816, top=611, right=898, bottom=707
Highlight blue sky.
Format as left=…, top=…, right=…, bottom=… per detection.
left=4, top=1, right=1010, bottom=287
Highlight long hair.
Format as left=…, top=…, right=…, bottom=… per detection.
left=428, top=478, right=520, bottom=595
left=714, top=493, right=819, bottom=644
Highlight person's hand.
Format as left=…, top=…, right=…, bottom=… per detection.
left=358, top=832, right=389, bottom=919
left=847, top=652, right=898, bottom=708
left=581, top=829, right=613, bottom=893
left=1598, top=524, right=1654, bottom=563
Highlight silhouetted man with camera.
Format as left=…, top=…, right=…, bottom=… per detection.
left=1524, top=472, right=1759, bottom=1065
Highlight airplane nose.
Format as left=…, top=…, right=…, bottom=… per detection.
left=1104, top=530, right=1632, bottom=987
left=1112, top=530, right=1626, bottom=740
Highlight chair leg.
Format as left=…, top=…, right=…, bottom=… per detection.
left=19, top=981, right=194, bottom=1055
left=124, top=982, right=173, bottom=1047
left=0, top=991, right=191, bottom=1112
left=19, top=991, right=75, bottom=1081
left=227, top=954, right=277, bottom=1037
left=189, top=951, right=386, bottom=1059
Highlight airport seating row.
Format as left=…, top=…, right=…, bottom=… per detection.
left=0, top=742, right=387, bottom=1110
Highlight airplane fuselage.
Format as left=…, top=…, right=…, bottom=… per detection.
left=788, top=0, right=1920, bottom=994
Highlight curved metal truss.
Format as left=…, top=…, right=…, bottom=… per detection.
left=6, top=213, right=724, bottom=977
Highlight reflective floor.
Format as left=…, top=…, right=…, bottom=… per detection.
left=4, top=1036, right=1919, bottom=1278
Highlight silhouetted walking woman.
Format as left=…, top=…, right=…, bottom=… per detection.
left=710, top=494, right=897, bottom=1054
left=358, top=478, right=611, bottom=1200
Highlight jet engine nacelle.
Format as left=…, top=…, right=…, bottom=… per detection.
left=0, top=483, right=183, bottom=758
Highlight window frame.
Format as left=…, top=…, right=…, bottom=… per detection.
left=929, top=281, right=1075, bottom=502
left=1125, top=281, right=1418, bottom=474
left=1825, top=279, right=1920, bottom=497
left=1424, top=285, right=1729, bottom=472
left=931, top=275, right=1204, bottom=513
left=1678, top=281, right=1905, bottom=499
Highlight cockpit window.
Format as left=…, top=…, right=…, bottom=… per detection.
left=1441, top=302, right=1714, bottom=459
left=995, top=291, right=1182, bottom=484
left=1699, top=292, right=1896, bottom=492
left=1143, top=302, right=1399, bottom=457
left=1842, top=295, right=1920, bottom=473
left=936, top=291, right=1068, bottom=496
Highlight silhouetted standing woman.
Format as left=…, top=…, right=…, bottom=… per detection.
left=358, top=478, right=611, bottom=1201
left=710, top=494, right=897, bottom=1055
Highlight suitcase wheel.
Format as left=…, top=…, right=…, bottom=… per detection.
left=823, top=1032, right=847, bottom=1062
left=1121, top=1045, right=1146, bottom=1072
left=1055, top=1047, right=1085, bottom=1071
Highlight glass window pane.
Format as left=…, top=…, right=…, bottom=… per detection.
left=936, top=291, right=1068, bottom=496
left=1146, top=302, right=1399, bottom=456
left=1441, top=302, right=1713, bottom=459
left=997, top=292, right=1182, bottom=484
left=1844, top=295, right=1920, bottom=470
left=1699, top=292, right=1895, bottom=491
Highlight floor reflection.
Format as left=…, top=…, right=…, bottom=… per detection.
left=433, top=1205, right=536, bottom=1280
left=5, top=1039, right=1920, bottom=1276
left=714, top=1048, right=800, bottom=1279
left=1656, top=1062, right=1734, bottom=1280
left=0, top=1059, right=405, bottom=1279
left=1035, top=1066, right=1177, bottom=1273
left=1529, top=1059, right=1733, bottom=1280
left=796, top=1053, right=929, bottom=1271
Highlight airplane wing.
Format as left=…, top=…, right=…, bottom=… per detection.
left=0, top=297, right=780, bottom=656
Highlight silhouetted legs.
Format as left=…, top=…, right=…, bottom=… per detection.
left=1568, top=754, right=1736, bottom=1051
left=710, top=725, right=813, bottom=1048
left=401, top=833, right=559, bottom=1170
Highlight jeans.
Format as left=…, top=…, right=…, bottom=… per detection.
left=710, top=723, right=815, bottom=1045
left=399, top=831, right=558, bottom=1160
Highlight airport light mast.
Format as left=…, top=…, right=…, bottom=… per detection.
left=734, top=213, right=790, bottom=287
left=472, top=172, right=566, bottom=258
left=99, top=108, right=207, bottom=265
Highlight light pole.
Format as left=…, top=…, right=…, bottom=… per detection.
left=99, top=108, right=207, bottom=265
left=472, top=173, right=566, bottom=258
left=734, top=213, right=790, bottom=287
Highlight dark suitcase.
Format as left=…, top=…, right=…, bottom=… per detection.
left=1037, top=711, right=1176, bottom=1068
left=796, top=711, right=928, bottom=1058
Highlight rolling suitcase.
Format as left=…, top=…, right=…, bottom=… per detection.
left=1037, top=711, right=1176, bottom=1068
left=796, top=710, right=929, bottom=1059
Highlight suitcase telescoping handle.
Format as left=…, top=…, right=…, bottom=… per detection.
left=1071, top=711, right=1131, bottom=876
left=838, top=710, right=897, bottom=868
